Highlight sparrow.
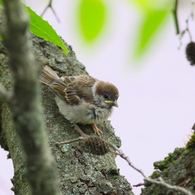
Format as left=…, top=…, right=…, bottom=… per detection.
left=40, top=65, right=119, bottom=137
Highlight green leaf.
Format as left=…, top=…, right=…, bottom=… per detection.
left=135, top=9, right=169, bottom=58
left=26, top=7, right=69, bottom=54
left=79, top=0, right=106, bottom=41
left=131, top=0, right=170, bottom=11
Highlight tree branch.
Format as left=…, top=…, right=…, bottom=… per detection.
left=41, top=0, right=60, bottom=22
left=1, top=1, right=58, bottom=194
left=178, top=0, right=194, bottom=48
left=172, top=0, right=180, bottom=35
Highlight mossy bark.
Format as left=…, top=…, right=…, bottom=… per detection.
left=0, top=35, right=134, bottom=195
left=141, top=145, right=195, bottom=195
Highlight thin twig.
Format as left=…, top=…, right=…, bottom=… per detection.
left=178, top=0, right=194, bottom=48
left=191, top=0, right=194, bottom=19
left=41, top=0, right=60, bottom=23
left=186, top=14, right=193, bottom=42
left=173, top=0, right=180, bottom=35
left=133, top=183, right=144, bottom=187
left=110, top=144, right=147, bottom=178
left=41, top=0, right=52, bottom=17
left=56, top=137, right=84, bottom=145
left=145, top=177, right=193, bottom=195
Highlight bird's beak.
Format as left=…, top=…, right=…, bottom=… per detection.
left=113, top=101, right=118, bottom=107
left=104, top=100, right=118, bottom=107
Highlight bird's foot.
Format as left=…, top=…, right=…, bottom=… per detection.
left=91, top=123, right=102, bottom=136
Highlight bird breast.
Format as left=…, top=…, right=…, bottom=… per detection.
left=54, top=96, right=113, bottom=124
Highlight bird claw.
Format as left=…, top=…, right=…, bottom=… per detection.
left=91, top=123, right=102, bottom=136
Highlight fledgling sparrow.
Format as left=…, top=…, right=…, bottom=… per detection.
left=40, top=66, right=119, bottom=137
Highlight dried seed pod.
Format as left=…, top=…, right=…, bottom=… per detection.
left=81, top=137, right=110, bottom=155
left=186, top=42, right=195, bottom=65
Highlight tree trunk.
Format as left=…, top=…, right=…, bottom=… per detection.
left=0, top=34, right=134, bottom=195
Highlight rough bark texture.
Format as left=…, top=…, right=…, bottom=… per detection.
left=0, top=34, right=134, bottom=195
left=141, top=143, right=195, bottom=195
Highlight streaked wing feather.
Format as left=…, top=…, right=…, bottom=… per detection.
left=50, top=75, right=96, bottom=105
left=73, top=75, right=96, bottom=103
left=51, top=79, right=80, bottom=105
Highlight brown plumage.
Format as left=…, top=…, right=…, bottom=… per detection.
left=40, top=65, right=119, bottom=137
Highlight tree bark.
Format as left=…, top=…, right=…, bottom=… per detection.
left=0, top=10, right=134, bottom=195
left=141, top=145, right=195, bottom=194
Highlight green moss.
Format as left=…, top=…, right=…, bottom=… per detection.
left=150, top=171, right=161, bottom=179
left=154, top=147, right=185, bottom=171
left=186, top=132, right=195, bottom=149
left=141, top=146, right=195, bottom=195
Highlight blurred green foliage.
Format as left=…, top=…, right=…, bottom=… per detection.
left=77, top=0, right=171, bottom=58
left=78, top=0, right=106, bottom=41
left=1, top=0, right=173, bottom=59
left=135, top=9, right=169, bottom=57
left=132, top=0, right=171, bottom=58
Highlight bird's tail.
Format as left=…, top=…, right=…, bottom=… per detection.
left=40, top=65, right=59, bottom=85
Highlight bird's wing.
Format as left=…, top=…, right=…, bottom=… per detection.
left=50, top=75, right=96, bottom=105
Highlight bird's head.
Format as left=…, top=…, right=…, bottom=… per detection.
left=94, top=81, right=119, bottom=109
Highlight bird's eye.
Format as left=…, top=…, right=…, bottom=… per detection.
left=103, top=93, right=109, bottom=99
